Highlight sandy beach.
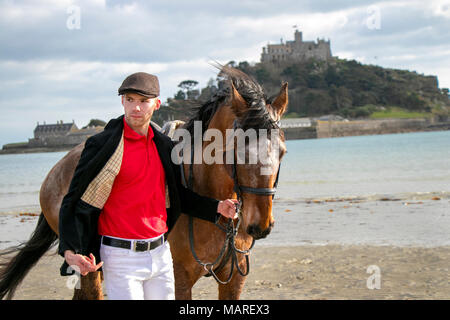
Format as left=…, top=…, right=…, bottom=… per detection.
left=1, top=193, right=450, bottom=300
left=2, top=244, right=449, bottom=300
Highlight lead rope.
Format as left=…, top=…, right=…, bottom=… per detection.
left=188, top=196, right=255, bottom=284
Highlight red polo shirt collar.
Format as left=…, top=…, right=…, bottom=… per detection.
left=123, top=117, right=154, bottom=141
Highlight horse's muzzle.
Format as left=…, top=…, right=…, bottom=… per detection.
left=247, top=221, right=274, bottom=240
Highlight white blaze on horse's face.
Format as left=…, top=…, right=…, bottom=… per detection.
left=258, top=129, right=281, bottom=176
left=235, top=128, right=281, bottom=176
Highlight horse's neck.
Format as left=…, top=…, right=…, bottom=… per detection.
left=189, top=106, right=236, bottom=200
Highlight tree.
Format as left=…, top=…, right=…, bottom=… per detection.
left=174, top=90, right=186, bottom=100
left=304, top=91, right=333, bottom=115
left=187, top=89, right=200, bottom=100
left=306, top=74, right=327, bottom=89
left=405, top=92, right=426, bottom=110
left=281, top=64, right=307, bottom=88
left=255, top=68, right=271, bottom=83
left=178, top=80, right=199, bottom=97
left=83, top=119, right=106, bottom=128
left=325, top=66, right=341, bottom=87
left=330, top=85, right=352, bottom=110
left=237, top=61, right=251, bottom=74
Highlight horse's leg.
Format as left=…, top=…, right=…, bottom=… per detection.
left=169, top=215, right=208, bottom=300
left=72, top=271, right=104, bottom=300
left=217, top=256, right=248, bottom=300
left=172, top=260, right=198, bottom=300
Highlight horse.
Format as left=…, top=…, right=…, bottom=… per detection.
left=0, top=66, right=287, bottom=300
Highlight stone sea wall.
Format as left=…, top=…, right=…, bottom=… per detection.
left=316, top=118, right=431, bottom=138
left=283, top=118, right=450, bottom=140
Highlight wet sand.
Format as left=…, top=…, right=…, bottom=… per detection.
left=1, top=195, right=449, bottom=300
left=2, top=244, right=449, bottom=300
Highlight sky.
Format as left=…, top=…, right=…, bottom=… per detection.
left=1, top=0, right=450, bottom=147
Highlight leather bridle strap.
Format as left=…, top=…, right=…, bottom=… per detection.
left=231, top=159, right=280, bottom=200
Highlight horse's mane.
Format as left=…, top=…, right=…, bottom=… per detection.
left=184, top=66, right=279, bottom=136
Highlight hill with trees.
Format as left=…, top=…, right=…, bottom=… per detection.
left=153, top=58, right=450, bottom=125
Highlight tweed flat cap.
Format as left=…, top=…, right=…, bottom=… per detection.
left=118, top=72, right=160, bottom=98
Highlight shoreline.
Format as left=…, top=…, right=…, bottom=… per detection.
left=2, top=244, right=449, bottom=300
left=2, top=124, right=449, bottom=155
left=0, top=146, right=73, bottom=155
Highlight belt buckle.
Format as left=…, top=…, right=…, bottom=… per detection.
left=133, top=240, right=149, bottom=252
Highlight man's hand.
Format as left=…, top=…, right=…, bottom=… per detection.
left=64, top=250, right=103, bottom=276
left=217, top=199, right=239, bottom=220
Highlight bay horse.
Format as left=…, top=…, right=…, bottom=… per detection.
left=0, top=66, right=287, bottom=300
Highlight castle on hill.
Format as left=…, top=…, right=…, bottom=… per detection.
left=260, top=29, right=332, bottom=63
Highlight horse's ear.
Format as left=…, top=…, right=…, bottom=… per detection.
left=271, top=82, right=288, bottom=118
left=230, top=82, right=247, bottom=118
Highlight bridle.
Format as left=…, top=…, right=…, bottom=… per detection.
left=181, top=119, right=281, bottom=284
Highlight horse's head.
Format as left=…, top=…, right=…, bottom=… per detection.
left=227, top=80, right=288, bottom=240
left=183, top=66, right=288, bottom=240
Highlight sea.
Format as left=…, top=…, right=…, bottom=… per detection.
left=0, top=130, right=449, bottom=249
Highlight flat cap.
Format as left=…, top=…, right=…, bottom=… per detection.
left=118, top=72, right=160, bottom=98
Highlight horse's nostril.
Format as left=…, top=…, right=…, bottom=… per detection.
left=247, top=225, right=256, bottom=236
left=247, top=224, right=272, bottom=240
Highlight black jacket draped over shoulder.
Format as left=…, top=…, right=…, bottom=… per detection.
left=58, top=115, right=220, bottom=276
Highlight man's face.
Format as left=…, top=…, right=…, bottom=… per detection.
left=122, top=92, right=160, bottom=130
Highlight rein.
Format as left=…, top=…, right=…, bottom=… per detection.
left=180, top=120, right=280, bottom=284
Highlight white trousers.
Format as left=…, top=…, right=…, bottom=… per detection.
left=100, top=236, right=175, bottom=300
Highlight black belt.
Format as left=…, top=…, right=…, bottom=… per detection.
left=102, top=236, right=164, bottom=252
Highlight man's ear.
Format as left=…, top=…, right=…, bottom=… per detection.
left=155, top=98, right=161, bottom=110
left=121, top=94, right=125, bottom=107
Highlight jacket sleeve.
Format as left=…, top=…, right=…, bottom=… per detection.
left=178, top=181, right=221, bottom=224
left=57, top=137, right=98, bottom=257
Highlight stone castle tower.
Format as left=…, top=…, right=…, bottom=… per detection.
left=261, top=30, right=332, bottom=63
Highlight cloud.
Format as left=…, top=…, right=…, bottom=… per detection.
left=0, top=0, right=449, bottom=147
left=0, top=57, right=221, bottom=145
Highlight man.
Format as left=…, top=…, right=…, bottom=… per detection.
left=58, top=72, right=238, bottom=300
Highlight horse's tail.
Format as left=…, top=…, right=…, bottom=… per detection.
left=0, top=213, right=58, bottom=300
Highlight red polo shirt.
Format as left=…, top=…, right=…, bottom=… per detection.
left=97, top=118, right=168, bottom=239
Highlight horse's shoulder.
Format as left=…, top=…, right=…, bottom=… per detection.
left=60, top=142, right=84, bottom=163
